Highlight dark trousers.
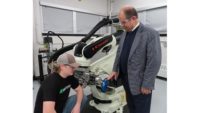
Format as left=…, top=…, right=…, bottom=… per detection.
left=121, top=75, right=152, bottom=113
left=125, top=90, right=152, bottom=113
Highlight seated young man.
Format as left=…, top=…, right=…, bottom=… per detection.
left=34, top=53, right=87, bottom=113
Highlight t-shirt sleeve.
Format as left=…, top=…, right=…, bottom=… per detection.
left=42, top=79, right=58, bottom=101
left=69, top=76, right=79, bottom=89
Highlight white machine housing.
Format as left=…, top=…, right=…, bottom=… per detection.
left=73, top=34, right=126, bottom=113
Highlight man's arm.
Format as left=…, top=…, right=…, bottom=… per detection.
left=112, top=43, right=121, bottom=72
left=112, top=32, right=125, bottom=72
left=142, top=31, right=162, bottom=90
left=109, top=33, right=125, bottom=80
left=71, top=85, right=83, bottom=113
left=43, top=101, right=56, bottom=113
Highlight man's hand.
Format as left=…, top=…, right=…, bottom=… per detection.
left=107, top=72, right=119, bottom=80
left=141, top=87, right=151, bottom=95
left=71, top=104, right=80, bottom=113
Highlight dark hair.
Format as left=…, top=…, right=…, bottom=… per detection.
left=124, top=7, right=138, bottom=19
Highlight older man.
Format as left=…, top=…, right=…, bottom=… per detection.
left=108, top=5, right=161, bottom=113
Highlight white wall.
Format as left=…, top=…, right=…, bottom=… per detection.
left=33, top=0, right=44, bottom=77
left=40, top=0, right=108, bottom=16
left=33, top=0, right=108, bottom=77
left=159, top=36, right=167, bottom=78
left=111, top=0, right=167, bottom=15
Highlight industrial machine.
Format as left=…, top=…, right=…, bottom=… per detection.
left=47, top=17, right=126, bottom=113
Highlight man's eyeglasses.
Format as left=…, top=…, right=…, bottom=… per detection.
left=119, top=16, right=136, bottom=25
left=119, top=19, right=130, bottom=25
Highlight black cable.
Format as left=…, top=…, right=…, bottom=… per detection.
left=47, top=31, right=64, bottom=48
left=56, top=34, right=64, bottom=48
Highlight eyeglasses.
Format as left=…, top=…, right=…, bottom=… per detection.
left=119, top=16, right=136, bottom=26
left=120, top=20, right=129, bottom=25
left=119, top=19, right=130, bottom=25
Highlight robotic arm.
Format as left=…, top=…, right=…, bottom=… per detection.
left=47, top=18, right=119, bottom=64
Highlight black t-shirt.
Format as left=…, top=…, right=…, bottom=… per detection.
left=34, top=72, right=79, bottom=113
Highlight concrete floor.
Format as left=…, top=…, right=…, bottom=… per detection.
left=33, top=78, right=166, bottom=113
